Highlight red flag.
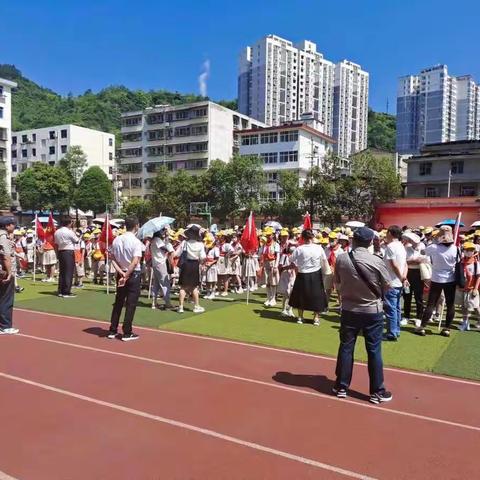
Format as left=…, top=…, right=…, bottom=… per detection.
left=453, top=212, right=462, bottom=246
left=303, top=212, right=312, bottom=230
left=45, top=212, right=56, bottom=245
left=99, top=216, right=114, bottom=251
left=36, top=215, right=46, bottom=241
left=240, top=212, right=259, bottom=255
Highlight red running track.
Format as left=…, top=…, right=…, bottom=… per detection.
left=0, top=309, right=478, bottom=480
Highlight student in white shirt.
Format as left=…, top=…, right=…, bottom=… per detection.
left=150, top=228, right=174, bottom=310
left=383, top=225, right=408, bottom=340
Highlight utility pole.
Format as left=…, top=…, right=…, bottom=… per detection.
left=304, top=138, right=319, bottom=216
left=447, top=168, right=452, bottom=198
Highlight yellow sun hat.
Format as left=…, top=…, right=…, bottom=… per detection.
left=334, top=227, right=342, bottom=233
left=13, top=229, right=22, bottom=236
left=92, top=228, right=101, bottom=235
left=474, top=230, right=480, bottom=237
left=320, top=237, right=329, bottom=245
left=423, top=227, right=433, bottom=234
left=291, top=227, right=301, bottom=235
left=83, top=232, right=91, bottom=239
left=463, top=242, right=476, bottom=250
left=280, top=228, right=289, bottom=237
left=260, top=235, right=267, bottom=244
left=263, top=226, right=275, bottom=236
left=328, top=232, right=337, bottom=240
left=322, top=227, right=331, bottom=234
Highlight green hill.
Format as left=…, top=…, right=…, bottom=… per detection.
left=367, top=108, right=396, bottom=152
left=0, top=64, right=207, bottom=135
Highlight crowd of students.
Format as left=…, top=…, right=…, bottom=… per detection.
left=3, top=217, right=480, bottom=338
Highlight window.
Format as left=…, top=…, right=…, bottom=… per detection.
left=175, top=126, right=190, bottom=137
left=0, top=107, right=3, bottom=119
left=49, top=161, right=55, bottom=166
left=61, top=129, right=67, bottom=139
left=176, top=144, right=189, bottom=153
left=260, top=132, right=278, bottom=144
left=191, top=124, right=208, bottom=136
left=0, top=86, right=3, bottom=95
left=280, top=130, right=298, bottom=142
left=32, top=148, right=36, bottom=157
left=260, top=152, right=278, bottom=164
left=266, top=172, right=278, bottom=183
left=268, top=191, right=278, bottom=200
left=124, top=116, right=142, bottom=126
left=131, top=178, right=142, bottom=188
left=61, top=145, right=67, bottom=154
left=241, top=135, right=258, bottom=146
left=12, top=150, right=17, bottom=159
left=109, top=152, right=113, bottom=161
left=22, top=149, right=27, bottom=158
left=12, top=136, right=17, bottom=145
left=12, top=164, right=17, bottom=172
left=450, top=161, right=464, bottom=174
left=49, top=146, right=55, bottom=155
left=279, top=151, right=298, bottom=163
left=32, top=133, right=36, bottom=142
left=109, top=138, right=113, bottom=147
left=147, top=146, right=164, bottom=156
left=460, top=185, right=476, bottom=197
left=49, top=131, right=56, bottom=140
left=109, top=166, right=113, bottom=175
left=22, top=134, right=28, bottom=143
left=175, top=110, right=189, bottom=120
left=425, top=187, right=439, bottom=197
left=194, top=108, right=207, bottom=117
left=419, top=162, right=432, bottom=176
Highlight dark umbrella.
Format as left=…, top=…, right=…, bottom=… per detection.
left=435, top=219, right=465, bottom=227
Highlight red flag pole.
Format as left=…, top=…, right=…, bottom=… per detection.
left=453, top=212, right=462, bottom=245
left=33, top=213, right=37, bottom=283
left=106, top=210, right=110, bottom=295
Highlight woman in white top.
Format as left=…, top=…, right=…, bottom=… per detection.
left=289, top=229, right=330, bottom=326
left=175, top=225, right=206, bottom=314
left=150, top=228, right=174, bottom=310
left=416, top=226, right=458, bottom=337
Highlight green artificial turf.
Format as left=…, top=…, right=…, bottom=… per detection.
left=14, top=276, right=480, bottom=381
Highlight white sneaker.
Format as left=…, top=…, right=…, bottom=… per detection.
left=220, top=292, right=228, bottom=297
left=178, top=307, right=184, bottom=313
left=297, top=318, right=304, bottom=324
left=193, top=306, right=205, bottom=314
left=400, top=319, right=408, bottom=327
left=269, top=300, right=277, bottom=307
left=287, top=308, right=295, bottom=317
left=264, top=300, right=272, bottom=307
left=414, top=319, right=422, bottom=328
left=237, top=288, right=244, bottom=294
left=260, top=284, right=266, bottom=289
left=0, top=328, right=19, bottom=335
left=313, top=319, right=320, bottom=327
left=459, top=321, right=470, bottom=331
left=281, top=309, right=289, bottom=317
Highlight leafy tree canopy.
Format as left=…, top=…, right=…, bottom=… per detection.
left=75, top=166, right=114, bottom=215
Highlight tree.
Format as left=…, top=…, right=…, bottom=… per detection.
left=75, top=166, right=114, bottom=216
left=0, top=164, right=10, bottom=209
left=276, top=170, right=304, bottom=225
left=368, top=109, right=396, bottom=152
left=150, top=167, right=203, bottom=224
left=203, top=155, right=265, bottom=222
left=16, top=163, right=71, bottom=211
left=59, top=145, right=88, bottom=188
left=121, top=198, right=153, bottom=225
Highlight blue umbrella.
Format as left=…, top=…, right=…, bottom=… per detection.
left=435, top=219, right=465, bottom=227
left=137, top=216, right=175, bottom=239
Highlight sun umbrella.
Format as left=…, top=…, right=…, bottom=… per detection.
left=345, top=221, right=365, bottom=228
left=265, top=221, right=282, bottom=230
left=470, top=221, right=480, bottom=227
left=435, top=219, right=465, bottom=227
left=137, top=216, right=175, bottom=239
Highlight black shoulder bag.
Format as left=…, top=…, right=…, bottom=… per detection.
left=348, top=251, right=382, bottom=299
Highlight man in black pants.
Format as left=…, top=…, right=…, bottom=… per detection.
left=108, top=216, right=143, bottom=341
left=333, top=227, right=393, bottom=404
left=54, top=219, right=78, bottom=298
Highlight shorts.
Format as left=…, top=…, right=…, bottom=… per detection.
left=76, top=264, right=85, bottom=277
left=456, top=290, right=480, bottom=312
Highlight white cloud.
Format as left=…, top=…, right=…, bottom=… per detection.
left=198, top=59, right=210, bottom=97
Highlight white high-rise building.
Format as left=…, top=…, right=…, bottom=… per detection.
left=0, top=77, right=17, bottom=196
left=11, top=125, right=115, bottom=205
left=119, top=101, right=265, bottom=199
left=238, top=34, right=368, bottom=158
left=332, top=60, right=369, bottom=158
left=396, top=65, right=480, bottom=155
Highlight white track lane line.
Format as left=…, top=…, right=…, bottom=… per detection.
left=14, top=333, right=480, bottom=433
left=14, top=308, right=480, bottom=387
left=0, top=372, right=377, bottom=480
left=0, top=471, right=18, bottom=480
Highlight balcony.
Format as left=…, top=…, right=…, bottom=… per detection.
left=118, top=164, right=142, bottom=174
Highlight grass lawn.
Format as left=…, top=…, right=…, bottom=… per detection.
left=15, top=276, right=480, bottom=381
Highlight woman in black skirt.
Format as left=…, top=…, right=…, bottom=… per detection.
left=175, top=224, right=206, bottom=314
left=289, top=229, right=330, bottom=326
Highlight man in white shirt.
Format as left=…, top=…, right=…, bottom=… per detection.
left=383, top=225, right=408, bottom=340
left=54, top=219, right=78, bottom=298
left=150, top=228, right=174, bottom=309
left=108, top=217, right=143, bottom=341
